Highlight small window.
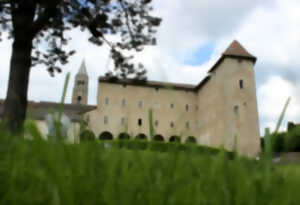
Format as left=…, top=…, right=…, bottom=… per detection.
left=170, top=103, right=174, bottom=109
left=239, top=80, right=244, bottom=89
left=155, top=87, right=159, bottom=92
left=122, top=99, right=126, bottom=107
left=196, top=105, right=199, bottom=111
left=121, top=117, right=125, bottom=125
left=77, top=80, right=84, bottom=86
left=186, top=121, right=190, bottom=129
left=170, top=121, right=174, bottom=128
left=155, top=120, right=159, bottom=127
left=234, top=105, right=239, bottom=115
left=104, top=116, right=108, bottom=124
left=186, top=104, right=189, bottom=112
left=105, top=98, right=109, bottom=105
left=138, top=118, right=142, bottom=126
left=138, top=100, right=143, bottom=108
left=77, top=96, right=82, bottom=104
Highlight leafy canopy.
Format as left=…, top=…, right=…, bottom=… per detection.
left=0, top=0, right=161, bottom=79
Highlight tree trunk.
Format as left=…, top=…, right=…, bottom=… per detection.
left=3, top=39, right=32, bottom=133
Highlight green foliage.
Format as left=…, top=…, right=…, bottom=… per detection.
left=285, top=126, right=300, bottom=152
left=1, top=130, right=300, bottom=204
left=80, top=130, right=95, bottom=142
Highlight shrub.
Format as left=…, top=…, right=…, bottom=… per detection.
left=285, top=126, right=300, bottom=152
left=80, top=130, right=95, bottom=142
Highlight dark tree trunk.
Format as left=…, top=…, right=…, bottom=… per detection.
left=3, top=39, right=33, bottom=133
left=2, top=1, right=36, bottom=133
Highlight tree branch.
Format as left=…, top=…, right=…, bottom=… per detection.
left=31, top=0, right=62, bottom=38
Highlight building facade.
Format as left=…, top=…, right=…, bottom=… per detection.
left=81, top=40, right=261, bottom=156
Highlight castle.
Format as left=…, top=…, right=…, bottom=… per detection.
left=0, top=40, right=261, bottom=156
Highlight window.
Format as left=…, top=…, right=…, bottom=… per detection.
left=155, top=120, right=159, bottom=127
left=196, top=105, right=199, bottom=111
left=122, top=84, right=127, bottom=88
left=186, top=104, right=189, bottom=112
left=138, top=100, right=143, bottom=108
left=170, top=103, right=174, bottom=109
left=77, top=96, right=82, bottom=104
left=105, top=98, right=109, bottom=105
left=239, top=80, right=244, bottom=89
left=121, top=117, right=125, bottom=125
left=138, top=118, right=142, bottom=126
left=186, top=121, right=190, bottom=129
left=170, top=121, right=174, bottom=128
left=104, top=116, right=108, bottom=124
left=77, top=80, right=84, bottom=86
left=122, top=99, right=126, bottom=107
left=234, top=105, right=239, bottom=115
left=155, top=87, right=159, bottom=92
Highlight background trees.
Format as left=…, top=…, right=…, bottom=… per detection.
left=0, top=0, right=161, bottom=132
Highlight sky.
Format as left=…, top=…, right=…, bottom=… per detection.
left=1, top=0, right=300, bottom=135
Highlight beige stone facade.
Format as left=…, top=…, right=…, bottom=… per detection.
left=82, top=40, right=261, bottom=156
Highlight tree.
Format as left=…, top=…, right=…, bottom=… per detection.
left=0, top=0, right=161, bottom=133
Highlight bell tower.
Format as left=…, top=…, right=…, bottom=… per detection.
left=72, top=60, right=89, bottom=105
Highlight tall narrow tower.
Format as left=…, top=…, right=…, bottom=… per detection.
left=72, top=60, right=89, bottom=105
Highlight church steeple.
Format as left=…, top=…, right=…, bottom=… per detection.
left=72, top=59, right=89, bottom=105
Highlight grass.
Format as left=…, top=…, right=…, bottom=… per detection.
left=1, top=131, right=300, bottom=205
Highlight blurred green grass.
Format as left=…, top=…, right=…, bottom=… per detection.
left=1, top=129, right=300, bottom=205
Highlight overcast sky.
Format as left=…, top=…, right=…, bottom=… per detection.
left=1, top=0, right=300, bottom=135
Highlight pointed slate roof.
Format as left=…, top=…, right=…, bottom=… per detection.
left=222, top=40, right=256, bottom=60
left=77, top=59, right=88, bottom=75
left=208, top=40, right=257, bottom=73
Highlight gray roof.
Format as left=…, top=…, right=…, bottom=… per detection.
left=0, top=100, right=96, bottom=122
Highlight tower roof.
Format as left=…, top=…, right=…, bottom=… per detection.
left=77, top=59, right=88, bottom=75
left=222, top=40, right=256, bottom=60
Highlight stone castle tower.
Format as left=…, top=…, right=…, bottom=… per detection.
left=72, top=60, right=89, bottom=105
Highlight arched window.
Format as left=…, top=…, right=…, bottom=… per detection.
left=99, top=131, right=113, bottom=140
left=136, top=133, right=147, bottom=140
left=153, top=135, right=164, bottom=141
left=169, top=136, right=180, bottom=143
left=118, top=133, right=130, bottom=140
left=185, top=136, right=196, bottom=144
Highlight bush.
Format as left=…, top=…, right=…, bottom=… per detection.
left=285, top=126, right=300, bottom=152
left=80, top=130, right=95, bottom=142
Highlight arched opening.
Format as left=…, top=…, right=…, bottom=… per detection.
left=153, top=135, right=164, bottom=142
left=99, top=131, right=113, bottom=140
left=118, top=132, right=130, bottom=140
left=136, top=133, right=147, bottom=140
left=169, top=136, right=180, bottom=143
left=185, top=136, right=196, bottom=144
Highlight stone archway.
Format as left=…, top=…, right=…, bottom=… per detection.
left=99, top=131, right=113, bottom=140
left=185, top=136, right=196, bottom=144
left=118, top=132, right=130, bottom=140
left=169, top=135, right=180, bottom=143
left=136, top=133, right=147, bottom=140
left=153, top=134, right=164, bottom=142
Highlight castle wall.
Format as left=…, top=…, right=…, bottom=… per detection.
left=87, top=82, right=198, bottom=141
left=197, top=58, right=260, bottom=156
